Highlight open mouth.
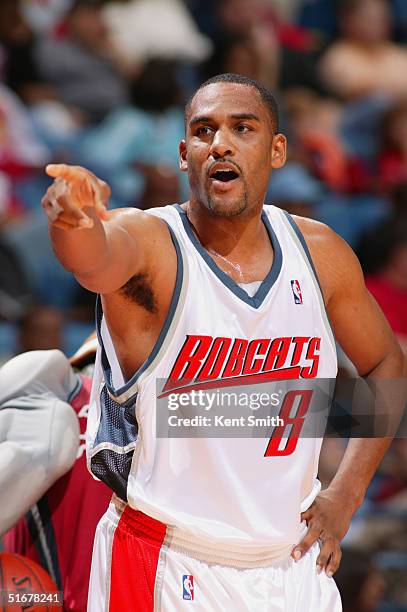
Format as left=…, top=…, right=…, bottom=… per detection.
left=210, top=169, right=239, bottom=182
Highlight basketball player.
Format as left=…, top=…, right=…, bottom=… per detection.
left=41, top=74, right=405, bottom=611
left=0, top=338, right=112, bottom=611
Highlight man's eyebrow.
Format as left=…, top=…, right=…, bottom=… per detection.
left=189, top=115, right=212, bottom=127
left=189, top=113, right=261, bottom=127
left=229, top=113, right=260, bottom=122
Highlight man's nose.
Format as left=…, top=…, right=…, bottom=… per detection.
left=209, top=129, right=234, bottom=159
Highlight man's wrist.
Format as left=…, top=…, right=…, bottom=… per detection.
left=323, top=482, right=365, bottom=513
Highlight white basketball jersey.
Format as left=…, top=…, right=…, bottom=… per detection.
left=87, top=204, right=337, bottom=557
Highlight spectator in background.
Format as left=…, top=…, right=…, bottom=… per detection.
left=0, top=238, right=33, bottom=324
left=378, top=100, right=407, bottom=194
left=214, top=0, right=279, bottom=87
left=0, top=83, right=50, bottom=220
left=334, top=548, right=385, bottom=612
left=283, top=88, right=349, bottom=192
left=318, top=0, right=407, bottom=101
left=392, top=0, right=407, bottom=43
left=18, top=306, right=64, bottom=353
left=77, top=58, right=186, bottom=206
left=0, top=0, right=50, bottom=103
left=202, top=33, right=277, bottom=91
left=137, top=164, right=180, bottom=211
left=200, top=0, right=321, bottom=93
left=103, top=0, right=212, bottom=68
left=34, top=0, right=128, bottom=124
left=358, top=215, right=407, bottom=351
left=20, top=0, right=74, bottom=36
left=392, top=182, right=407, bottom=216
left=270, top=0, right=305, bottom=22
left=296, top=0, right=337, bottom=41
left=0, top=85, right=50, bottom=171
left=267, top=161, right=322, bottom=218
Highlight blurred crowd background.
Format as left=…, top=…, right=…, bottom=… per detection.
left=0, top=0, right=406, bottom=609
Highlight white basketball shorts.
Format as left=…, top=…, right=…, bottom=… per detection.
left=88, top=498, right=342, bottom=611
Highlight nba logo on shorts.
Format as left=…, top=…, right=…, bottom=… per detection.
left=182, top=575, right=194, bottom=601
left=291, top=280, right=303, bottom=304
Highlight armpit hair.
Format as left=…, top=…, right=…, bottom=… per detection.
left=121, top=273, right=158, bottom=314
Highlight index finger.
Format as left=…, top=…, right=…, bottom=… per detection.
left=292, top=521, right=322, bottom=561
left=46, top=164, right=88, bottom=183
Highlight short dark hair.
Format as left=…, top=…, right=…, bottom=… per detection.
left=185, top=73, right=279, bottom=133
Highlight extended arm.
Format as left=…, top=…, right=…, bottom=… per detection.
left=42, top=164, right=170, bottom=294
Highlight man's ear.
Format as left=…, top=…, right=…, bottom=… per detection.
left=271, top=134, right=287, bottom=169
left=179, top=140, right=188, bottom=172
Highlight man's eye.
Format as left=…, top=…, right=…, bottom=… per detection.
left=195, top=126, right=212, bottom=136
left=236, top=124, right=251, bottom=133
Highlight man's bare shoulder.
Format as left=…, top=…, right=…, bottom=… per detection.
left=105, top=205, right=176, bottom=262
left=292, top=215, right=342, bottom=252
left=106, top=206, right=172, bottom=238
left=75, top=206, right=175, bottom=295
left=291, top=215, right=364, bottom=306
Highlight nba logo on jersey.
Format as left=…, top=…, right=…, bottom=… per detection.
left=291, top=280, right=303, bottom=304
left=182, top=575, right=194, bottom=601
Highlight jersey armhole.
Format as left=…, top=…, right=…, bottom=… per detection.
left=96, top=222, right=187, bottom=404
left=280, top=210, right=337, bottom=355
left=280, top=210, right=325, bottom=303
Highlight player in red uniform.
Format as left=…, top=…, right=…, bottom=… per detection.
left=0, top=339, right=111, bottom=612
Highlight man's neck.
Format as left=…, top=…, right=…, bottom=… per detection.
left=180, top=200, right=273, bottom=284
left=181, top=200, right=267, bottom=258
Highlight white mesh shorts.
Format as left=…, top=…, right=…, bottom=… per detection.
left=88, top=498, right=342, bottom=612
